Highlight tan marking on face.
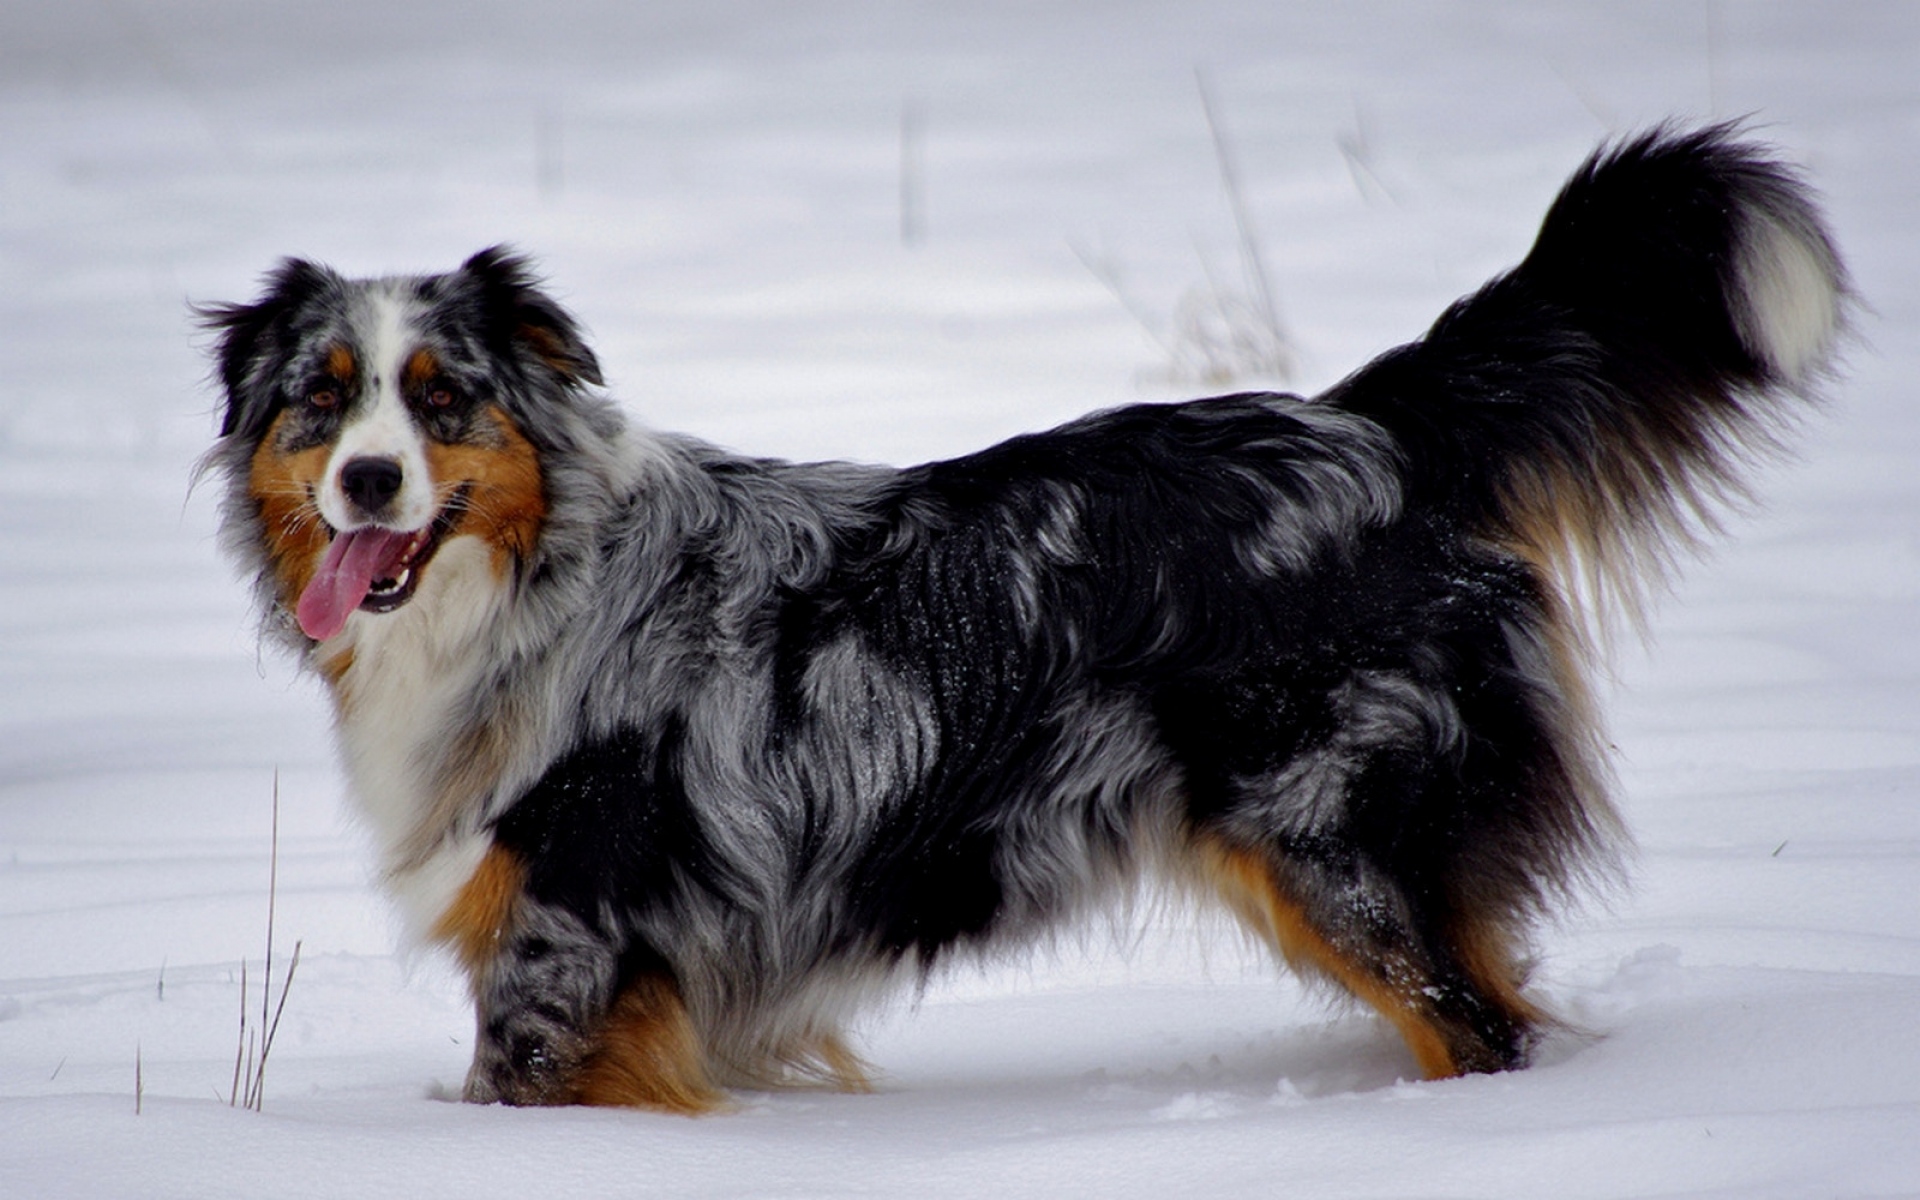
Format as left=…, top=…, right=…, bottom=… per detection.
left=247, top=408, right=334, bottom=614
left=403, top=348, right=440, bottom=392
left=425, top=405, right=546, bottom=574
left=326, top=344, right=356, bottom=382
left=430, top=843, right=525, bottom=977
left=573, top=975, right=726, bottom=1113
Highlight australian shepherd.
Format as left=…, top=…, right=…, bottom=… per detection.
left=201, top=125, right=1845, bottom=1110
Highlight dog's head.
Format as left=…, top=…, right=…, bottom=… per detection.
left=203, top=248, right=601, bottom=643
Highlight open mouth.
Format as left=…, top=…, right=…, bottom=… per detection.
left=358, top=523, right=443, bottom=614
left=295, top=492, right=464, bottom=641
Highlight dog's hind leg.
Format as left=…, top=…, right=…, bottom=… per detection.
left=1170, top=601, right=1603, bottom=1077
left=1199, top=835, right=1538, bottom=1078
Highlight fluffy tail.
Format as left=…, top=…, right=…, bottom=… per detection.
left=1326, top=123, right=1848, bottom=619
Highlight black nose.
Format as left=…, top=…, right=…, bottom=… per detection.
left=340, top=456, right=404, bottom=514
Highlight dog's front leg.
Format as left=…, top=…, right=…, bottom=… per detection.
left=462, top=900, right=622, bottom=1106
left=461, top=901, right=723, bottom=1112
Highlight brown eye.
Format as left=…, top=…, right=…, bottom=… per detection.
left=427, top=386, right=456, bottom=409
left=308, top=387, right=340, bottom=411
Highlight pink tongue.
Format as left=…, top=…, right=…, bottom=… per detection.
left=295, top=527, right=417, bottom=642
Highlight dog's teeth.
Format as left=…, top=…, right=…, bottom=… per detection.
left=369, top=567, right=412, bottom=595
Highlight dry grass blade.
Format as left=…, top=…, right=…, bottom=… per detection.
left=229, top=771, right=302, bottom=1112
left=229, top=958, right=247, bottom=1106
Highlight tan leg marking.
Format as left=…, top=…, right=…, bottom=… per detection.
left=431, top=844, right=526, bottom=977
left=574, top=976, right=727, bottom=1114
left=1201, top=840, right=1460, bottom=1079
left=810, top=1033, right=874, bottom=1093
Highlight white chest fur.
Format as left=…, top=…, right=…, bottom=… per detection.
left=321, top=534, right=509, bottom=938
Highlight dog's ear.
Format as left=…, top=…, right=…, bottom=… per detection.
left=198, top=258, right=339, bottom=439
left=460, top=246, right=604, bottom=388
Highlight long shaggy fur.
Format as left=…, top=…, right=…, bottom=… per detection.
left=202, top=124, right=1846, bottom=1108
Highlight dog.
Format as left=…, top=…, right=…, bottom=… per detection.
left=202, top=124, right=1845, bottom=1110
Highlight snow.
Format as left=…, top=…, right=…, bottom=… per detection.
left=3, top=1, right=1918, bottom=1196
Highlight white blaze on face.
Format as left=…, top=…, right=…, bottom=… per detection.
left=296, top=293, right=443, bottom=642
left=315, top=292, right=438, bottom=534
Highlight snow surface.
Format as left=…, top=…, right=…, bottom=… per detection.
left=4, top=1, right=1919, bottom=1196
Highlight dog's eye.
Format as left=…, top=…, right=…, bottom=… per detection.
left=426, top=385, right=458, bottom=409
left=307, top=387, right=341, bottom=411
